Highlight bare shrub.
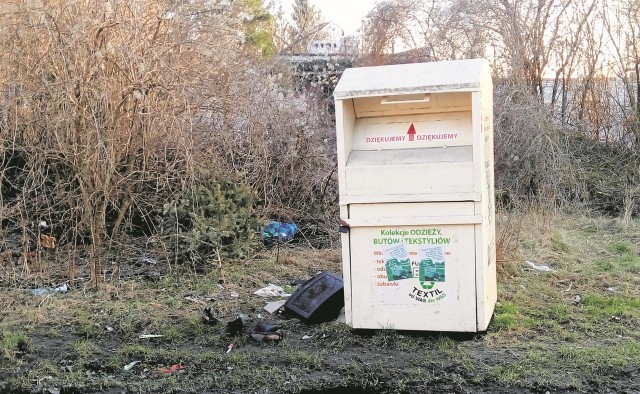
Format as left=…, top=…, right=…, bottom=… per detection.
left=0, top=0, right=338, bottom=285
left=212, top=88, right=338, bottom=246
left=494, top=81, right=588, bottom=209
left=0, top=0, right=245, bottom=284
left=494, top=80, right=640, bottom=217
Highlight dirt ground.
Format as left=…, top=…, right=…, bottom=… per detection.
left=1, top=309, right=637, bottom=394
left=1, top=213, right=640, bottom=393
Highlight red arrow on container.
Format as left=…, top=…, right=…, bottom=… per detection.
left=407, top=123, right=416, bottom=141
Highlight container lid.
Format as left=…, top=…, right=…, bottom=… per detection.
left=334, top=58, right=489, bottom=99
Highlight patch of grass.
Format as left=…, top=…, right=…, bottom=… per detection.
left=186, top=318, right=208, bottom=337
left=582, top=293, right=640, bottom=319
left=157, top=274, right=181, bottom=290
left=226, top=351, right=251, bottom=367
left=75, top=310, right=103, bottom=339
left=497, top=302, right=518, bottom=314
left=165, top=296, right=184, bottom=309
left=107, top=345, right=151, bottom=371
left=392, top=332, right=424, bottom=352
left=547, top=303, right=570, bottom=323
left=192, top=271, right=222, bottom=295
left=493, top=314, right=518, bottom=331
left=492, top=302, right=520, bottom=331
left=591, top=239, right=640, bottom=274
left=595, top=260, right=616, bottom=272
left=488, top=351, right=545, bottom=386
left=551, top=233, right=571, bottom=253
left=108, top=345, right=198, bottom=373
left=160, top=325, right=185, bottom=341
left=113, top=305, right=145, bottom=337
left=285, top=350, right=323, bottom=370
left=26, top=359, right=61, bottom=380
left=488, top=339, right=640, bottom=389
left=317, top=322, right=359, bottom=349
left=2, top=330, right=32, bottom=359
left=434, top=336, right=456, bottom=352
left=12, top=360, right=64, bottom=390
left=434, top=336, right=477, bottom=373
left=45, top=326, right=62, bottom=338
left=555, top=342, right=640, bottom=375
left=73, top=339, right=99, bottom=358
left=607, top=241, right=634, bottom=254
left=116, top=344, right=152, bottom=360
left=618, top=253, right=640, bottom=273
left=371, top=329, right=399, bottom=348
left=558, top=329, right=581, bottom=342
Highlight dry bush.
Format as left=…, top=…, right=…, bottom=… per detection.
left=494, top=81, right=588, bottom=209
left=566, top=135, right=640, bottom=217
left=0, top=0, right=338, bottom=285
left=494, top=81, right=640, bottom=217
left=0, top=0, right=242, bottom=284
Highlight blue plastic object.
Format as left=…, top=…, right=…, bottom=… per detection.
left=261, top=221, right=298, bottom=245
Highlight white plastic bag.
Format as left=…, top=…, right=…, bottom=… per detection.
left=254, top=283, right=290, bottom=297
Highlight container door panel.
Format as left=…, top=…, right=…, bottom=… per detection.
left=348, top=224, right=477, bottom=331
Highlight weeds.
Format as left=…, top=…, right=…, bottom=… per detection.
left=285, top=350, right=324, bottom=370
left=491, top=302, right=521, bottom=331
left=371, top=329, right=399, bottom=348
left=2, top=331, right=31, bottom=359
left=73, top=340, right=99, bottom=359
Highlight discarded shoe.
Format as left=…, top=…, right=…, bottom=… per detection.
left=254, top=322, right=281, bottom=332
left=249, top=322, right=283, bottom=343
left=250, top=331, right=283, bottom=342
left=202, top=307, right=219, bottom=324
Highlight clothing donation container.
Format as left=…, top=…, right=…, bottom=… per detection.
left=334, top=59, right=496, bottom=332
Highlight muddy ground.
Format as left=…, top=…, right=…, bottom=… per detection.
left=1, top=214, right=640, bottom=393
left=3, top=311, right=636, bottom=394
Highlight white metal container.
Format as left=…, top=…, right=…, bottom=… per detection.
left=334, top=59, right=496, bottom=332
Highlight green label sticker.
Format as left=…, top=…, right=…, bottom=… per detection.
left=418, top=246, right=445, bottom=290
left=385, top=257, right=413, bottom=281
left=383, top=244, right=413, bottom=281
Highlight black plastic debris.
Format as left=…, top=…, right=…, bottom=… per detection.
left=223, top=315, right=245, bottom=337
left=284, top=271, right=344, bottom=323
left=202, top=307, right=219, bottom=325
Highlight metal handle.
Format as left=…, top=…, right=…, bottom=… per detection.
left=381, top=94, right=430, bottom=105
